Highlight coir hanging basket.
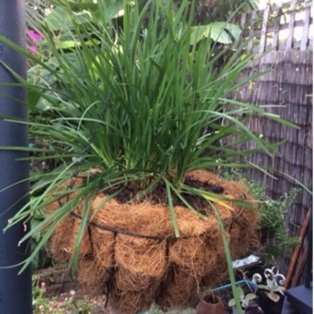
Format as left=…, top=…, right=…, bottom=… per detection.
left=47, top=170, right=260, bottom=314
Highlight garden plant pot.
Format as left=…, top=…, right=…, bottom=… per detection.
left=196, top=294, right=225, bottom=314
left=257, top=289, right=284, bottom=314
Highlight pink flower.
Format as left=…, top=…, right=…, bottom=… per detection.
left=28, top=29, right=42, bottom=43
left=40, top=281, right=46, bottom=292
left=29, top=45, right=38, bottom=54
left=27, top=29, right=42, bottom=54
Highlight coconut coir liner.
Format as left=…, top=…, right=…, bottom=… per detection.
left=48, top=170, right=260, bottom=313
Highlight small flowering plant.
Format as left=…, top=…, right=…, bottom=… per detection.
left=32, top=276, right=49, bottom=313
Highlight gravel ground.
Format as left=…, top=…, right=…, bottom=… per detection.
left=34, top=290, right=197, bottom=314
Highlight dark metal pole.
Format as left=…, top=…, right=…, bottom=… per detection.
left=0, top=1, right=32, bottom=313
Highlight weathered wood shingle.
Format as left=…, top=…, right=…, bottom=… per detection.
left=230, top=0, right=312, bottom=278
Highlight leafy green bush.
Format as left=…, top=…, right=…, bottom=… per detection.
left=258, top=188, right=300, bottom=260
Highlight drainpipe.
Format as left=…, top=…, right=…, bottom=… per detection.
left=0, top=1, right=32, bottom=313
left=305, top=208, right=312, bottom=289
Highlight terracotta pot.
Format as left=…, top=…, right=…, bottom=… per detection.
left=196, top=294, right=225, bottom=314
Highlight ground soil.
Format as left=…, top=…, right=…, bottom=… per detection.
left=40, top=292, right=197, bottom=314
left=39, top=289, right=236, bottom=314
left=99, top=174, right=225, bottom=215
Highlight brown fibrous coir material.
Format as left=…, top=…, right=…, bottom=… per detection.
left=48, top=170, right=260, bottom=313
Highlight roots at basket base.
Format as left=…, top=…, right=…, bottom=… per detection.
left=48, top=170, right=260, bottom=313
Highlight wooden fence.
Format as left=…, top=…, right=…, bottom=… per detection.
left=233, top=0, right=313, bottom=52
left=232, top=0, right=313, bottom=279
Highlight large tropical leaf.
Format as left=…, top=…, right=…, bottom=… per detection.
left=191, top=22, right=241, bottom=44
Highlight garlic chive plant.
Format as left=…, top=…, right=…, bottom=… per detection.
left=0, top=1, right=295, bottom=313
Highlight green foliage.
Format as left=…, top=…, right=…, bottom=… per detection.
left=0, top=1, right=297, bottom=313
left=209, top=201, right=244, bottom=313
left=184, top=0, right=258, bottom=25
left=32, top=276, right=50, bottom=313
left=223, top=169, right=301, bottom=260
left=190, top=22, right=241, bottom=44
left=32, top=275, right=94, bottom=313
left=228, top=286, right=256, bottom=308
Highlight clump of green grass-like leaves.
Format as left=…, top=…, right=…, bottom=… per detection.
left=0, top=1, right=296, bottom=312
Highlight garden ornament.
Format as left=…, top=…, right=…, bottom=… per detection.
left=252, top=266, right=286, bottom=302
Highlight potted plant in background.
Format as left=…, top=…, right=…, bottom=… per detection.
left=0, top=0, right=296, bottom=313
left=253, top=267, right=286, bottom=314
left=227, top=266, right=286, bottom=314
